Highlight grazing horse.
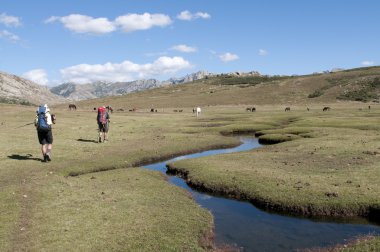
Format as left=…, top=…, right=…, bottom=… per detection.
left=195, top=107, right=201, bottom=117
left=285, top=107, right=290, bottom=112
left=150, top=108, right=155, bottom=112
left=106, top=106, right=113, bottom=113
left=323, top=106, right=331, bottom=111
left=69, top=104, right=77, bottom=110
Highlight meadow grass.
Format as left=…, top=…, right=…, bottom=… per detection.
left=0, top=104, right=242, bottom=251
left=168, top=107, right=380, bottom=217
left=1, top=102, right=379, bottom=251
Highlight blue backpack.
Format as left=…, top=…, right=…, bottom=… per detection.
left=37, top=105, right=51, bottom=132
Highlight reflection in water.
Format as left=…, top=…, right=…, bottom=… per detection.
left=144, top=137, right=380, bottom=252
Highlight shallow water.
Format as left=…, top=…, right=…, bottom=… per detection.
left=143, top=136, right=380, bottom=252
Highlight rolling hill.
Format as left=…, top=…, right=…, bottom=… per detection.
left=66, top=66, right=380, bottom=110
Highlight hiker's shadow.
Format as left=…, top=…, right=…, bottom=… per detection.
left=77, top=138, right=98, bottom=143
left=8, top=154, right=42, bottom=161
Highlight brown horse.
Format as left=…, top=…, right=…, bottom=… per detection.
left=69, top=104, right=77, bottom=110
left=323, top=106, right=331, bottom=111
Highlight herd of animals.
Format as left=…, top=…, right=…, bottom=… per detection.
left=68, top=104, right=373, bottom=114
left=246, top=106, right=332, bottom=112
left=67, top=104, right=202, bottom=116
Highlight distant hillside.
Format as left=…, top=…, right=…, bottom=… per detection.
left=51, top=71, right=213, bottom=101
left=0, top=71, right=66, bottom=105
left=68, top=66, right=380, bottom=110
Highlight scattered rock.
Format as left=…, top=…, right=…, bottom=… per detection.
left=325, top=192, right=339, bottom=197
left=363, top=150, right=380, bottom=155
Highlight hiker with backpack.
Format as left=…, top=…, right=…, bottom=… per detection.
left=35, top=104, right=56, bottom=162
left=97, top=106, right=110, bottom=143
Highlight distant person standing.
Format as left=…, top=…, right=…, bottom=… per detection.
left=35, top=104, right=56, bottom=162
left=97, top=106, right=110, bottom=143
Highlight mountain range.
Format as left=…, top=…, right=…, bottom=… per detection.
left=50, top=71, right=214, bottom=101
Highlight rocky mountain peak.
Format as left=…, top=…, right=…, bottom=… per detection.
left=0, top=71, right=66, bottom=105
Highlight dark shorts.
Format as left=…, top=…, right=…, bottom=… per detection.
left=37, top=130, right=53, bottom=145
left=98, top=122, right=109, bottom=133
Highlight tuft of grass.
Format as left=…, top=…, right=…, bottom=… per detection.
left=258, top=133, right=302, bottom=144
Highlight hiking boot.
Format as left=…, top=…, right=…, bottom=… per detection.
left=42, top=154, right=47, bottom=162
left=98, top=137, right=102, bottom=143
left=46, top=154, right=51, bottom=162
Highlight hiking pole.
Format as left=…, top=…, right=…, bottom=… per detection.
left=16, top=122, right=35, bottom=129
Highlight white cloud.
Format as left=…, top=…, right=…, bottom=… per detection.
left=258, top=49, right=268, bottom=56
left=115, top=13, right=172, bottom=32
left=361, top=60, right=374, bottom=66
left=219, top=52, right=239, bottom=62
left=45, top=13, right=172, bottom=34
left=44, top=16, right=60, bottom=23
left=177, top=10, right=211, bottom=21
left=0, top=30, right=20, bottom=42
left=22, top=69, right=49, bottom=86
left=0, top=13, right=22, bottom=27
left=45, top=14, right=116, bottom=34
left=171, top=44, right=197, bottom=53
left=60, top=56, right=192, bottom=84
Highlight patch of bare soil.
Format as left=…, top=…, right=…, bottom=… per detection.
left=9, top=174, right=36, bottom=251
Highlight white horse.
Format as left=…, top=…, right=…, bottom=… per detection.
left=196, top=107, right=201, bottom=117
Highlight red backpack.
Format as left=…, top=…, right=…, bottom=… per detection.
left=97, top=107, right=107, bottom=124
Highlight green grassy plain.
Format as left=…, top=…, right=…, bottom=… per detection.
left=1, top=66, right=380, bottom=251
left=1, top=102, right=379, bottom=251
left=1, top=104, right=244, bottom=251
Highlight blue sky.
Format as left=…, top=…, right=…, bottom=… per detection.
left=0, top=0, right=379, bottom=86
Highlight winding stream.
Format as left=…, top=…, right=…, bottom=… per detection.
left=143, top=136, right=380, bottom=251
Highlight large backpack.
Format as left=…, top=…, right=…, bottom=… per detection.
left=97, top=107, right=107, bottom=124
left=37, top=105, right=51, bottom=132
